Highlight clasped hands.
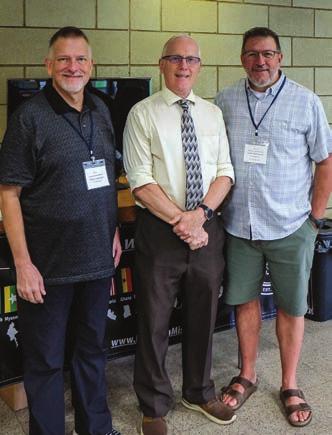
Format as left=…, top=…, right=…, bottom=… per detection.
left=169, top=209, right=208, bottom=250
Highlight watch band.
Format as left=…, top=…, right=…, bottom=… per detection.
left=198, top=204, right=214, bottom=221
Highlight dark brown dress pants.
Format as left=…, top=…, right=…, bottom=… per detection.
left=133, top=208, right=225, bottom=417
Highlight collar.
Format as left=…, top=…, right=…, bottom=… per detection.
left=246, top=71, right=285, bottom=97
left=43, top=79, right=97, bottom=115
left=161, top=87, right=196, bottom=106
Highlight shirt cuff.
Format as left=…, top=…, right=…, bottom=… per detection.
left=126, top=167, right=157, bottom=191
left=216, top=165, right=235, bottom=184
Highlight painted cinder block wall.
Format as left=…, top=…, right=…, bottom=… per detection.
left=0, top=0, right=332, bottom=213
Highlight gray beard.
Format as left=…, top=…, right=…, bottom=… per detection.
left=248, top=77, right=274, bottom=89
left=248, top=70, right=281, bottom=90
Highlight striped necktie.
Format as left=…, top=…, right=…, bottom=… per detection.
left=178, top=99, right=204, bottom=210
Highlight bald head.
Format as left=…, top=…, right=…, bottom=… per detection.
left=159, top=34, right=201, bottom=99
left=161, top=35, right=201, bottom=58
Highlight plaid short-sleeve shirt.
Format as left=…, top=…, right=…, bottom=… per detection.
left=215, top=73, right=332, bottom=240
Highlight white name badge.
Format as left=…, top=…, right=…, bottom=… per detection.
left=244, top=142, right=269, bottom=164
left=82, top=159, right=110, bottom=190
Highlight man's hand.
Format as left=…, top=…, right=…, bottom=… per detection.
left=113, top=227, right=122, bottom=268
left=187, top=227, right=209, bottom=250
left=170, top=209, right=208, bottom=249
left=16, top=262, right=46, bottom=304
left=0, top=185, right=46, bottom=303
left=170, top=208, right=206, bottom=240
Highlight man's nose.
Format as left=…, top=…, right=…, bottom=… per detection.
left=66, top=58, right=81, bottom=69
left=178, top=58, right=188, bottom=67
left=255, top=53, right=266, bottom=64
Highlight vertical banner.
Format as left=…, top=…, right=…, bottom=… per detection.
left=0, top=234, right=23, bottom=386
left=106, top=223, right=137, bottom=356
left=0, top=224, right=277, bottom=385
left=0, top=284, right=22, bottom=386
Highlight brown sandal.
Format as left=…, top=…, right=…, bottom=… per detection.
left=220, top=376, right=258, bottom=411
left=279, top=388, right=312, bottom=427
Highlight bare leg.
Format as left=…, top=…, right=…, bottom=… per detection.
left=277, top=308, right=310, bottom=424
left=222, top=299, right=261, bottom=407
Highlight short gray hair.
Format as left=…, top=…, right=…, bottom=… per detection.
left=47, top=26, right=92, bottom=59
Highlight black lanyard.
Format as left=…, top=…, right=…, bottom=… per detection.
left=62, top=111, right=95, bottom=161
left=245, top=76, right=286, bottom=136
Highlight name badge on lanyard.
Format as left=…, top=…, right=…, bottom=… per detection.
left=83, top=159, right=110, bottom=190
left=244, top=75, right=286, bottom=165
left=62, top=112, right=110, bottom=190
left=244, top=138, right=269, bottom=165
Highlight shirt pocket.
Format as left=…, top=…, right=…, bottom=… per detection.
left=270, top=118, right=308, bottom=156
left=199, top=134, right=220, bottom=165
left=271, top=118, right=307, bottom=140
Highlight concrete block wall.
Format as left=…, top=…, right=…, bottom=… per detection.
left=0, top=0, right=332, bottom=211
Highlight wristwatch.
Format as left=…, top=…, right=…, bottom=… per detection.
left=198, top=204, right=214, bottom=221
left=309, top=213, right=325, bottom=229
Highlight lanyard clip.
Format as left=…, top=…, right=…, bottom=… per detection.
left=90, top=150, right=95, bottom=163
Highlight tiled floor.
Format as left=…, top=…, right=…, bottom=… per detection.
left=1, top=318, right=332, bottom=434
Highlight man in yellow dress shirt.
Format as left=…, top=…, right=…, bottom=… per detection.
left=123, top=35, right=235, bottom=435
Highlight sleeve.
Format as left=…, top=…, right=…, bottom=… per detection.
left=123, top=105, right=157, bottom=191
left=0, top=108, right=37, bottom=187
left=307, top=93, right=332, bottom=163
left=215, top=106, right=235, bottom=183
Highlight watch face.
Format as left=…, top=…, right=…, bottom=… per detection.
left=199, top=204, right=213, bottom=220
left=206, top=208, right=213, bottom=220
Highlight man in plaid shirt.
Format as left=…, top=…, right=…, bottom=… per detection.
left=215, top=27, right=332, bottom=428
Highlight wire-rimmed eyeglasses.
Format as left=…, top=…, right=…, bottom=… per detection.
left=161, top=55, right=201, bottom=65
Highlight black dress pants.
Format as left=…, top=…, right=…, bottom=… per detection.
left=18, top=277, right=113, bottom=435
left=133, top=209, right=225, bottom=417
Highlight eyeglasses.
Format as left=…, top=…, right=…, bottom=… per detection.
left=242, top=50, right=281, bottom=59
left=161, top=55, right=201, bottom=65
left=55, top=56, right=89, bottom=65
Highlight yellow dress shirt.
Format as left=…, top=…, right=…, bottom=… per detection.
left=123, top=87, right=234, bottom=210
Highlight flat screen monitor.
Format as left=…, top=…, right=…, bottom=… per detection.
left=7, top=77, right=152, bottom=154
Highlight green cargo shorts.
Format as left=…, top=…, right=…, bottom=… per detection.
left=224, top=219, right=318, bottom=317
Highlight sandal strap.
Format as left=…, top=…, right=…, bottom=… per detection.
left=284, top=403, right=312, bottom=417
left=221, top=386, right=243, bottom=401
left=281, top=388, right=305, bottom=401
left=229, top=376, right=256, bottom=389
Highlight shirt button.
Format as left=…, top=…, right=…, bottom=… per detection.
left=82, top=124, right=86, bottom=128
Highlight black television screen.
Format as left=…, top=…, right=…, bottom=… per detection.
left=7, top=79, right=48, bottom=120
left=7, top=77, right=152, bottom=154
left=89, top=78, right=151, bottom=153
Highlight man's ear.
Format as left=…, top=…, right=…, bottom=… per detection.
left=278, top=52, right=284, bottom=64
left=45, top=58, right=52, bottom=77
left=159, top=59, right=165, bottom=75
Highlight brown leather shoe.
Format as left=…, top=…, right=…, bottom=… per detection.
left=139, top=416, right=167, bottom=435
left=182, top=397, right=236, bottom=425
